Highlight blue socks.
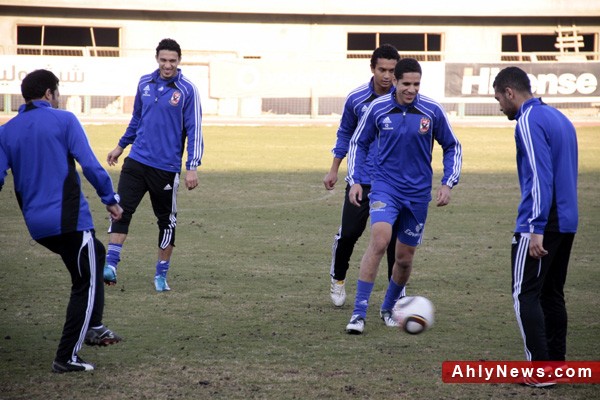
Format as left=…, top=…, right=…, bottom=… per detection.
left=353, top=280, right=375, bottom=319
left=106, top=243, right=122, bottom=267
left=156, top=260, right=170, bottom=277
left=381, top=279, right=405, bottom=311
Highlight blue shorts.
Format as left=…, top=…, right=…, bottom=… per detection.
left=368, top=191, right=429, bottom=247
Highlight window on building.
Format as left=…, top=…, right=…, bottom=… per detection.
left=502, top=32, right=597, bottom=61
left=347, top=32, right=442, bottom=61
left=17, top=25, right=120, bottom=56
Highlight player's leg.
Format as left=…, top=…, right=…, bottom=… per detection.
left=511, top=232, right=550, bottom=361
left=329, top=183, right=371, bottom=306
left=105, top=158, right=149, bottom=284
left=330, top=183, right=371, bottom=279
left=86, top=232, right=123, bottom=346
left=38, top=231, right=97, bottom=372
left=346, top=191, right=397, bottom=334
left=147, top=167, right=179, bottom=291
left=380, top=201, right=427, bottom=326
left=386, top=218, right=400, bottom=281
left=540, top=232, right=574, bottom=361
left=346, top=221, right=393, bottom=334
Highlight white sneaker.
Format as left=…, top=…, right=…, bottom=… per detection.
left=330, top=278, right=346, bottom=307
left=380, top=309, right=399, bottom=327
left=346, top=314, right=365, bottom=334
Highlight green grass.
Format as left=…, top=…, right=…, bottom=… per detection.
left=0, top=125, right=598, bottom=400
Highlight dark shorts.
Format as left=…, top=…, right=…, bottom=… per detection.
left=109, top=157, right=179, bottom=237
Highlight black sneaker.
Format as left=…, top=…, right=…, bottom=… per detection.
left=85, top=326, right=123, bottom=346
left=52, top=357, right=95, bottom=373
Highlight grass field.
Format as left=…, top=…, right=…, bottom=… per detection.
left=0, top=124, right=598, bottom=400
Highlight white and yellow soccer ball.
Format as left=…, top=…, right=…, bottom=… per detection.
left=392, top=296, right=435, bottom=334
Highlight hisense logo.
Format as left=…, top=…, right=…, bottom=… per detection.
left=461, top=67, right=598, bottom=95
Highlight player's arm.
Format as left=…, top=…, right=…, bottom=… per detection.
left=0, top=141, right=7, bottom=192
left=346, top=107, right=376, bottom=194
left=516, top=118, right=553, bottom=259
left=325, top=97, right=358, bottom=190
left=517, top=119, right=553, bottom=235
left=323, top=157, right=343, bottom=190
left=111, top=81, right=143, bottom=165
left=434, top=109, right=462, bottom=205
left=65, top=114, right=120, bottom=206
left=183, top=84, right=203, bottom=190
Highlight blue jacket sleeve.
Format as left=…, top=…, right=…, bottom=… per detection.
left=331, top=96, right=358, bottom=159
left=0, top=129, right=7, bottom=192
left=347, top=108, right=376, bottom=185
left=65, top=114, right=119, bottom=205
left=183, top=84, right=203, bottom=170
left=516, top=119, right=553, bottom=234
left=434, top=109, right=462, bottom=188
left=118, top=85, right=142, bottom=149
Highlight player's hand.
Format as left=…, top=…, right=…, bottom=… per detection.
left=323, top=171, right=338, bottom=190
left=348, top=184, right=363, bottom=207
left=107, top=146, right=124, bottom=166
left=528, top=233, right=548, bottom=259
left=436, top=185, right=451, bottom=207
left=107, top=203, right=123, bottom=222
left=185, top=169, right=198, bottom=190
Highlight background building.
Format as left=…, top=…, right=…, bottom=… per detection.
left=1, top=0, right=599, bottom=120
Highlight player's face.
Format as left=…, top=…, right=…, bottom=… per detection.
left=44, top=87, right=60, bottom=108
left=50, top=88, right=60, bottom=109
left=371, top=58, right=397, bottom=95
left=156, top=50, right=181, bottom=80
left=494, top=87, right=518, bottom=120
left=394, top=72, right=421, bottom=106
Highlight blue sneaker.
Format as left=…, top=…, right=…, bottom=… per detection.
left=154, top=275, right=171, bottom=292
left=103, top=264, right=117, bottom=285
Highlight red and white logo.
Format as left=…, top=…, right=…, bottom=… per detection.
left=169, top=91, right=182, bottom=106
left=419, top=117, right=431, bottom=134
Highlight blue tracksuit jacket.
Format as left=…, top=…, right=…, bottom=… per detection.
left=0, top=101, right=118, bottom=240
left=331, top=78, right=395, bottom=184
left=347, top=92, right=462, bottom=202
left=119, top=68, right=203, bottom=173
left=514, top=97, right=578, bottom=234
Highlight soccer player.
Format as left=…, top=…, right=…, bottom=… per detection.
left=0, top=69, right=124, bottom=373
left=492, top=67, right=578, bottom=379
left=324, top=44, right=400, bottom=307
left=345, top=58, right=462, bottom=334
left=104, top=38, right=204, bottom=292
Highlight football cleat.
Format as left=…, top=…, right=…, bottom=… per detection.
left=330, top=278, right=346, bottom=307
left=85, top=326, right=123, bottom=346
left=52, top=356, right=95, bottom=373
left=346, top=314, right=365, bottom=334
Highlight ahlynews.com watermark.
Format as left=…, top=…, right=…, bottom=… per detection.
left=442, top=361, right=600, bottom=384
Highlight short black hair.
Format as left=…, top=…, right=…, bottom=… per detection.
left=394, top=58, right=422, bottom=80
left=492, top=66, right=532, bottom=94
left=370, top=44, right=400, bottom=68
left=156, top=38, right=182, bottom=58
left=21, top=69, right=59, bottom=102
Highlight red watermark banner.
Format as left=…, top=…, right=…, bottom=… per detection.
left=442, top=361, right=600, bottom=384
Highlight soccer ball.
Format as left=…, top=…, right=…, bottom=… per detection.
left=392, top=296, right=435, bottom=334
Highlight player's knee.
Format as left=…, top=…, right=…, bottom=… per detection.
left=158, top=227, right=176, bottom=249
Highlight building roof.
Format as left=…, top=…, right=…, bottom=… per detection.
left=1, top=0, right=598, bottom=18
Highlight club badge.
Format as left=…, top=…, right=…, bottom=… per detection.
left=169, top=91, right=182, bottom=106
left=419, top=117, right=431, bottom=134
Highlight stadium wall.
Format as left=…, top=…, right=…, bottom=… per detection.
left=1, top=55, right=599, bottom=120
left=0, top=1, right=599, bottom=120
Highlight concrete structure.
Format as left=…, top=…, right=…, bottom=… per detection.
left=1, top=0, right=599, bottom=120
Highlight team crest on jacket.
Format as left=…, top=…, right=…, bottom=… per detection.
left=419, top=117, right=431, bottom=134
left=169, top=91, right=182, bottom=106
